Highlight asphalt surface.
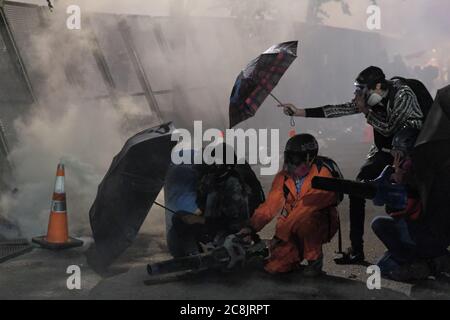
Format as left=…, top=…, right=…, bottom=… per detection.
left=1, top=141, right=450, bottom=299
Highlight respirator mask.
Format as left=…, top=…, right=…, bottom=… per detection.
left=354, top=83, right=386, bottom=107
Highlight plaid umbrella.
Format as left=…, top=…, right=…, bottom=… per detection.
left=229, top=41, right=298, bottom=128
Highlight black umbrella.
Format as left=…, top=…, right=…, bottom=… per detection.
left=415, top=85, right=450, bottom=148
left=88, top=122, right=176, bottom=269
left=413, top=85, right=450, bottom=243
left=229, top=41, right=298, bottom=128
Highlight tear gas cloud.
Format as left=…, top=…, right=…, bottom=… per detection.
left=2, top=101, right=125, bottom=237
left=2, top=0, right=449, bottom=237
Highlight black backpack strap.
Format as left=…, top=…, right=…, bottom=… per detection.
left=315, top=156, right=344, bottom=205
left=283, top=175, right=290, bottom=200
left=315, top=156, right=344, bottom=179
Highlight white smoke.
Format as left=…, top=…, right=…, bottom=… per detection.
left=2, top=0, right=449, bottom=239
left=2, top=101, right=124, bottom=237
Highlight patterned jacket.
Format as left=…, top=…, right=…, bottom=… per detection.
left=196, top=170, right=249, bottom=234
left=305, top=80, right=423, bottom=137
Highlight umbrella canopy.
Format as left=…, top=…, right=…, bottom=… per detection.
left=88, top=122, right=176, bottom=268
left=415, top=85, right=450, bottom=148
left=229, top=41, right=298, bottom=128
left=412, top=85, right=450, bottom=243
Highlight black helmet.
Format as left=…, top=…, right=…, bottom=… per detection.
left=285, top=134, right=319, bottom=166
left=208, top=142, right=237, bottom=176
left=392, top=127, right=420, bottom=155
left=355, top=66, right=386, bottom=89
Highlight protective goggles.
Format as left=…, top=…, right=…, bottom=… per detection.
left=354, top=82, right=368, bottom=95
left=284, top=151, right=309, bottom=166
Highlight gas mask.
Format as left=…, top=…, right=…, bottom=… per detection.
left=366, top=90, right=384, bottom=107
left=355, top=84, right=386, bottom=107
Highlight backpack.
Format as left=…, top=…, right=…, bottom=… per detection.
left=316, top=156, right=345, bottom=205
left=390, top=77, right=434, bottom=120
left=234, top=162, right=265, bottom=217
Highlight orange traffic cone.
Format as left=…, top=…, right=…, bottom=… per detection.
left=32, top=163, right=83, bottom=250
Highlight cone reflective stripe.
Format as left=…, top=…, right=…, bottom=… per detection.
left=51, top=197, right=67, bottom=213
left=54, top=164, right=65, bottom=194
left=32, top=162, right=83, bottom=250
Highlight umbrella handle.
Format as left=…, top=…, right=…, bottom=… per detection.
left=269, top=92, right=283, bottom=105
left=269, top=93, right=295, bottom=127
left=153, top=201, right=177, bottom=214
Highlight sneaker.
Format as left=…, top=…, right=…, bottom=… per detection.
left=430, top=254, right=450, bottom=275
left=334, top=247, right=365, bottom=265
left=389, top=260, right=431, bottom=282
left=303, top=256, right=324, bottom=277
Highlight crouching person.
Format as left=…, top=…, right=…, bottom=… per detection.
left=240, top=134, right=341, bottom=276
left=171, top=143, right=251, bottom=257
left=371, top=127, right=450, bottom=281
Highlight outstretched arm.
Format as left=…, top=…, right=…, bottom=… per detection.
left=280, top=101, right=360, bottom=119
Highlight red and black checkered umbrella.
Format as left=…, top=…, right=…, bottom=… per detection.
left=229, top=41, right=298, bottom=128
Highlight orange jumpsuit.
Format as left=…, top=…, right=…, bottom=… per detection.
left=250, top=163, right=339, bottom=273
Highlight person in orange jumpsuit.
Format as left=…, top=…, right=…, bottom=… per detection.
left=240, top=134, right=341, bottom=276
